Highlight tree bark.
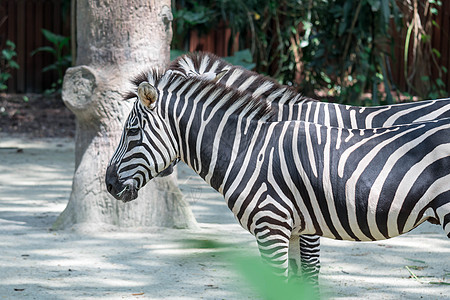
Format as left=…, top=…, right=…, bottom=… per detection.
left=54, top=0, right=197, bottom=230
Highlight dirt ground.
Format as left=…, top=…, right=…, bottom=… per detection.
left=0, top=136, right=449, bottom=299
left=0, top=93, right=75, bottom=138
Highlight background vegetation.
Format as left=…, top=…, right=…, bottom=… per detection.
left=172, top=0, right=448, bottom=105
left=0, top=0, right=448, bottom=105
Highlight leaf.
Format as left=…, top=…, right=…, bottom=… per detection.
left=343, top=0, right=353, bottom=22
left=320, top=72, right=331, bottom=84
left=436, top=78, right=445, bottom=87
left=8, top=60, right=19, bottom=69
left=406, top=265, right=427, bottom=270
left=432, top=20, right=440, bottom=29
left=0, top=73, right=11, bottom=81
left=421, top=34, right=431, bottom=43
left=367, top=0, right=381, bottom=11
left=6, top=40, right=16, bottom=50
left=429, top=281, right=450, bottom=285
left=42, top=64, right=58, bottom=73
left=170, top=49, right=188, bottom=61
left=405, top=258, right=426, bottom=264
left=223, top=49, right=255, bottom=70
left=31, top=46, right=56, bottom=56
left=234, top=255, right=315, bottom=300
left=57, top=37, right=71, bottom=51
left=405, top=266, right=423, bottom=283
left=338, top=20, right=347, bottom=36
left=432, top=48, right=441, bottom=58
left=2, top=49, right=14, bottom=60
left=404, top=21, right=414, bottom=75
left=41, top=28, right=67, bottom=44
left=380, top=0, right=390, bottom=24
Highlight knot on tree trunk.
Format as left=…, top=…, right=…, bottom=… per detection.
left=62, top=66, right=97, bottom=114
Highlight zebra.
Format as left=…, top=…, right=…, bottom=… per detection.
left=166, top=52, right=450, bottom=283
left=105, top=69, right=450, bottom=287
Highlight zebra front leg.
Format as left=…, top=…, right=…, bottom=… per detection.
left=255, top=229, right=290, bottom=277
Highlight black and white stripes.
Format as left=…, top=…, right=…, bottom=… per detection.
left=167, top=52, right=450, bottom=283
left=106, top=68, right=450, bottom=283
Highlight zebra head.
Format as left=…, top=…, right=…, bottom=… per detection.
left=106, top=81, right=178, bottom=202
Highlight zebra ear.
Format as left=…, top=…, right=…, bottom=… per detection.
left=137, top=82, right=158, bottom=109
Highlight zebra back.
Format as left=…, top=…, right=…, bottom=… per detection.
left=170, top=52, right=450, bottom=128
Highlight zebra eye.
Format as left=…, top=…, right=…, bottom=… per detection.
left=127, top=127, right=140, bottom=136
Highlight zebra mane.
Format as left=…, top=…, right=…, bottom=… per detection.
left=124, top=67, right=276, bottom=122
left=169, top=52, right=315, bottom=105
left=169, top=52, right=227, bottom=77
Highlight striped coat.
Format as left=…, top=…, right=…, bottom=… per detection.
left=106, top=70, right=450, bottom=280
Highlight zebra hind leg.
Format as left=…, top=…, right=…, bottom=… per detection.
left=288, top=235, right=320, bottom=283
left=299, top=235, right=321, bottom=285
left=436, top=202, right=450, bottom=238
left=288, top=235, right=301, bottom=279
left=287, top=235, right=321, bottom=279
left=287, top=235, right=320, bottom=298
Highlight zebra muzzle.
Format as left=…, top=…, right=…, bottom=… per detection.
left=117, top=186, right=129, bottom=198
left=105, top=164, right=139, bottom=202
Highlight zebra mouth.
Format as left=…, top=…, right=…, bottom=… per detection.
left=114, top=180, right=139, bottom=203
left=105, top=164, right=139, bottom=202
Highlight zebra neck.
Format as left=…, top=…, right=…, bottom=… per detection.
left=160, top=76, right=273, bottom=192
left=176, top=110, right=267, bottom=193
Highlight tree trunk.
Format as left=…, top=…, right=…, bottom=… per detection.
left=54, top=0, right=197, bottom=230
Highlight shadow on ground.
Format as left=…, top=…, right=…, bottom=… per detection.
left=0, top=136, right=448, bottom=299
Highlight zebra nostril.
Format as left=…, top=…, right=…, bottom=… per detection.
left=107, top=183, right=113, bottom=193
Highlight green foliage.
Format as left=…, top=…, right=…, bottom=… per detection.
left=182, top=238, right=317, bottom=300
left=170, top=48, right=256, bottom=70
left=172, top=2, right=215, bottom=49
left=173, top=0, right=448, bottom=104
left=223, top=49, right=256, bottom=70
left=31, top=29, right=72, bottom=94
left=296, top=0, right=403, bottom=105
left=170, top=49, right=188, bottom=61
left=0, top=40, right=20, bottom=91
left=401, top=0, right=446, bottom=100
left=172, top=0, right=405, bottom=105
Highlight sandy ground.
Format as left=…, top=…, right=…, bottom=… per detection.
left=0, top=136, right=449, bottom=299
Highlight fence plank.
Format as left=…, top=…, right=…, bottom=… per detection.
left=16, top=1, right=26, bottom=93
left=1, top=0, right=70, bottom=93
left=25, top=1, right=34, bottom=93
left=34, top=1, right=43, bottom=91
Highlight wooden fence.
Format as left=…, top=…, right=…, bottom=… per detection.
left=0, top=0, right=70, bottom=93
left=1, top=1, right=450, bottom=95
